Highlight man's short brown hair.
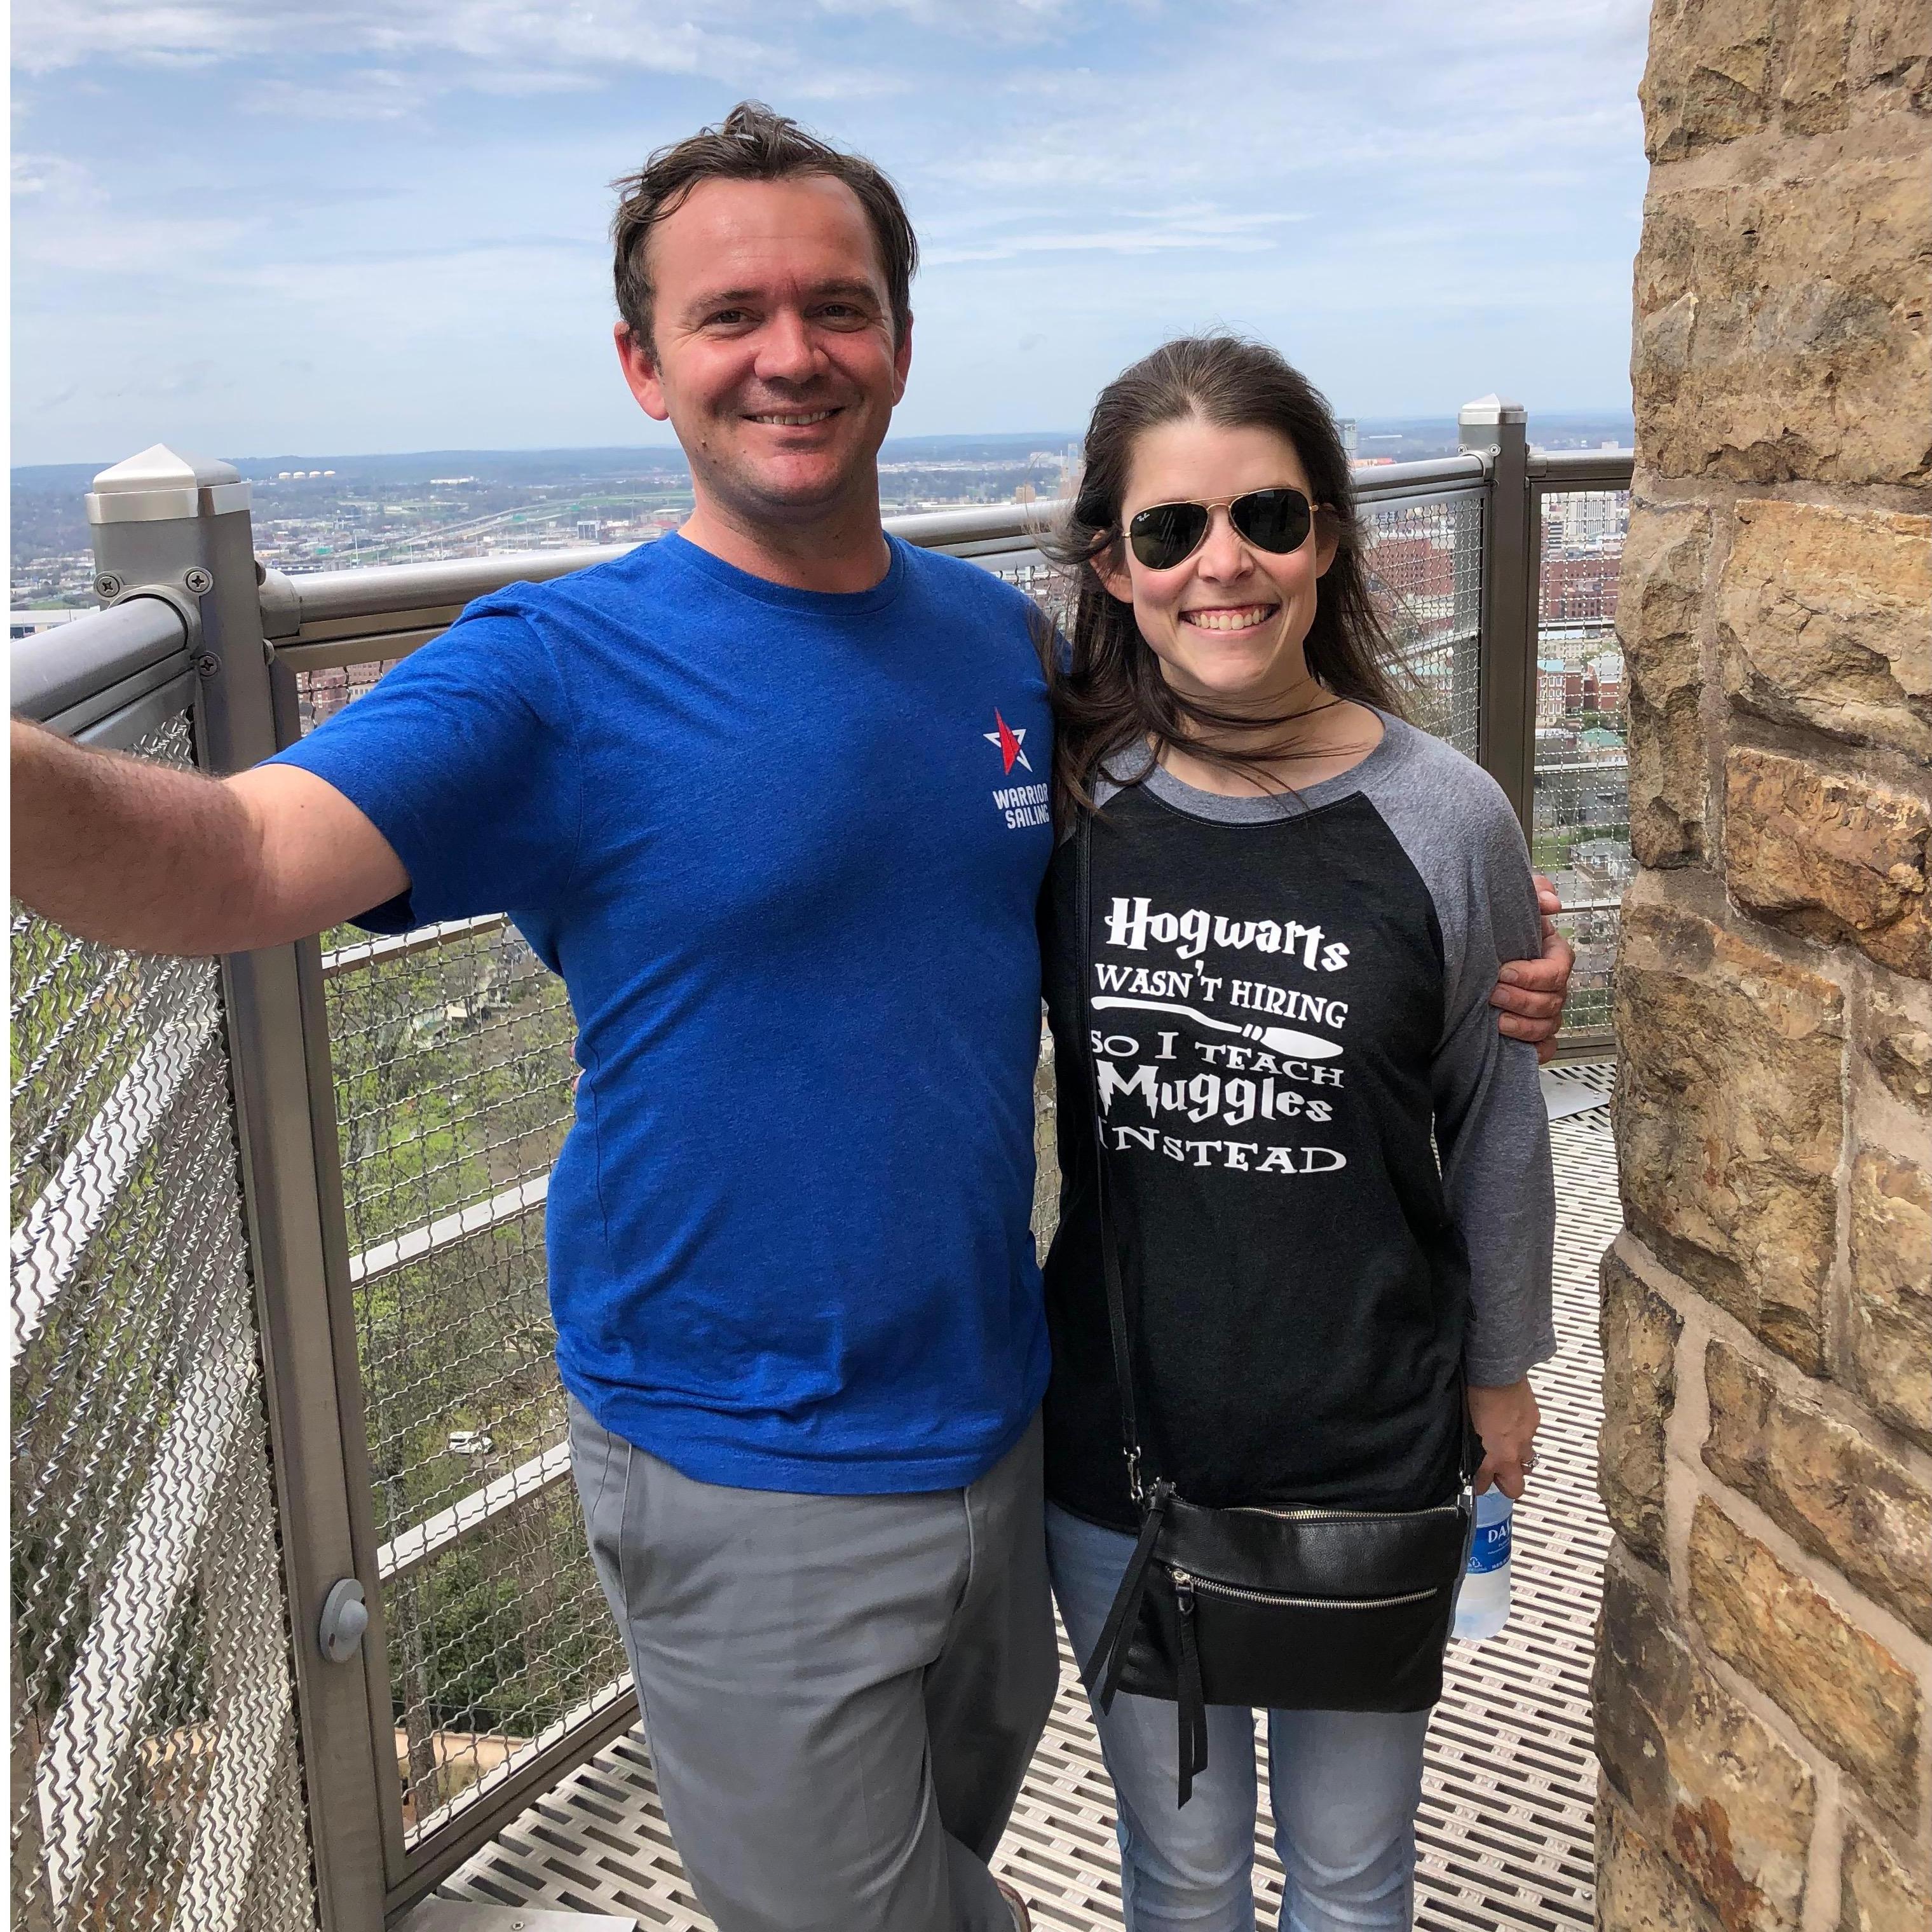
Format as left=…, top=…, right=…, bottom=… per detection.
left=611, top=100, right=918, bottom=353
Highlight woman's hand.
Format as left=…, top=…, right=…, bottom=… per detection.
left=1467, top=1377, right=1541, bottom=1499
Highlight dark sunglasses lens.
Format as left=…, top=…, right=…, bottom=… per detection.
left=1129, top=502, right=1209, bottom=569
left=1230, top=489, right=1313, bottom=554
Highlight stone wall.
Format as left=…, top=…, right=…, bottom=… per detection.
left=1598, top=3, right=1931, bottom=1927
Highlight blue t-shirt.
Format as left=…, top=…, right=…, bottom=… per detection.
left=273, top=533, right=1056, bottom=1493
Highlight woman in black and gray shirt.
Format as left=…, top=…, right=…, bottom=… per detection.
left=1038, top=336, right=1555, bottom=1931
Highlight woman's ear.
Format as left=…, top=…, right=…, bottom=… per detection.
left=1094, top=538, right=1135, bottom=606
left=1312, top=507, right=1342, bottom=580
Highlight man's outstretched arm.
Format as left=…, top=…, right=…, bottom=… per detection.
left=1491, top=873, right=1574, bottom=1063
left=11, top=716, right=409, bottom=956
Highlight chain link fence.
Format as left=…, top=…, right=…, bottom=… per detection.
left=1533, top=487, right=1629, bottom=1034
left=1361, top=492, right=1485, bottom=763
left=10, top=711, right=318, bottom=1932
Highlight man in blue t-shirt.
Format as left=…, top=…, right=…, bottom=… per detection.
left=11, top=103, right=1574, bottom=1932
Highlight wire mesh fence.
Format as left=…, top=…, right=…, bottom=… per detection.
left=1361, top=491, right=1485, bottom=763
left=294, top=666, right=630, bottom=1850
left=10, top=711, right=318, bottom=1932
left=1534, top=488, right=1629, bottom=1033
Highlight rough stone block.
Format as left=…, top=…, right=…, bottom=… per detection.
left=1596, top=1561, right=1815, bottom=1931
left=1723, top=748, right=1931, bottom=977
left=1687, top=1499, right=1924, bottom=1822
left=1600, top=1251, right=1683, bottom=1566
left=1847, top=1147, right=1932, bottom=1452
left=1634, top=163, right=1932, bottom=487
left=1778, top=0, right=1856, bottom=132
left=1613, top=902, right=1844, bottom=1370
left=1619, top=504, right=1712, bottom=867
left=1839, top=1818, right=1932, bottom=1932
left=1702, top=1338, right=1932, bottom=1636
left=1598, top=1792, right=1725, bottom=1931
left=1640, top=0, right=1781, bottom=157
left=1782, top=1, right=1932, bottom=133
left=1718, top=501, right=1932, bottom=759
left=1772, top=0, right=1932, bottom=132
left=1864, top=2, right=1932, bottom=115
left=1861, top=981, right=1932, bottom=1111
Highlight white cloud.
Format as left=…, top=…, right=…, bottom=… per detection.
left=11, top=151, right=250, bottom=275
left=811, top=0, right=1076, bottom=37
left=9, top=0, right=1649, bottom=461
left=14, top=0, right=854, bottom=93
left=244, top=68, right=427, bottom=121
left=925, top=206, right=1306, bottom=264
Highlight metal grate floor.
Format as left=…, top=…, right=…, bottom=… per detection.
left=437, top=1069, right=1620, bottom=1929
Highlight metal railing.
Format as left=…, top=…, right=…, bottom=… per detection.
left=11, top=407, right=1631, bottom=1929
left=10, top=705, right=320, bottom=1930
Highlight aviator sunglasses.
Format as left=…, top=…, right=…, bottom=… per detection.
left=1126, top=486, right=1316, bottom=571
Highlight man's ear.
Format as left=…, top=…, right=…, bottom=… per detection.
left=615, top=322, right=670, bottom=423
left=891, top=311, right=913, bottom=405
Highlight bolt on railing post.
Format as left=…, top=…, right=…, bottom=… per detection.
left=1458, top=398, right=1537, bottom=836
left=85, top=451, right=390, bottom=1930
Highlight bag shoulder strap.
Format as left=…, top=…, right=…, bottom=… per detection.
left=1075, top=812, right=1148, bottom=1501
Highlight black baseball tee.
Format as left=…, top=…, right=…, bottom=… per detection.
left=1040, top=712, right=1557, bottom=1532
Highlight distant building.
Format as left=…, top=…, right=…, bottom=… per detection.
left=9, top=608, right=89, bottom=639
left=1573, top=836, right=1635, bottom=889
left=576, top=518, right=601, bottom=541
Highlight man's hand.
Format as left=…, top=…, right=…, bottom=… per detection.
left=1492, top=873, right=1574, bottom=1064
left=1467, top=1377, right=1541, bottom=1499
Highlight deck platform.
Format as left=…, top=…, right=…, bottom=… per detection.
left=434, top=1066, right=1621, bottom=1930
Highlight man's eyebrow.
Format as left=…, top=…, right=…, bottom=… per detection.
left=681, top=278, right=884, bottom=316
left=683, top=287, right=759, bottom=315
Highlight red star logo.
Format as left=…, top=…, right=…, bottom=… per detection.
left=984, top=709, right=1031, bottom=773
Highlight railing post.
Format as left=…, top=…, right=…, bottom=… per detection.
left=1459, top=397, right=1536, bottom=834
left=86, top=450, right=389, bottom=1930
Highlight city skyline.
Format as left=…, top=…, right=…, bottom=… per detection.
left=12, top=1, right=1650, bottom=466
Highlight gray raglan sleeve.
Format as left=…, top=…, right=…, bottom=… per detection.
left=1367, top=730, right=1556, bottom=1384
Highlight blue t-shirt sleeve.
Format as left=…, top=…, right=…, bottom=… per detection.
left=268, top=608, right=583, bottom=932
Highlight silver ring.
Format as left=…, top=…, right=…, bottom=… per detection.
left=1521, top=1451, right=1539, bottom=1472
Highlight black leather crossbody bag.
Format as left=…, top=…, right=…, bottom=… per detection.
left=1071, top=814, right=1474, bottom=1803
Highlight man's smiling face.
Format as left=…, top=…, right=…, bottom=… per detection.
left=617, top=173, right=911, bottom=528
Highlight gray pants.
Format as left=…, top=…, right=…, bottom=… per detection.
left=569, top=1398, right=1058, bottom=1932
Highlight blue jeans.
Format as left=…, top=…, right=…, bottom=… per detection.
left=1047, top=1503, right=1431, bottom=1932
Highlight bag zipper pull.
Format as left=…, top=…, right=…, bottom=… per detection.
left=1173, top=1570, right=1196, bottom=1614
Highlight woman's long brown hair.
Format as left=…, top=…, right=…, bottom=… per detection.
left=1041, top=335, right=1407, bottom=821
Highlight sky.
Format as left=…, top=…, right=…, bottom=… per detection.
left=10, top=0, right=1651, bottom=468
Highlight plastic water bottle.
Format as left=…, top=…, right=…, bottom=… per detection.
left=1453, top=1489, right=1514, bottom=1641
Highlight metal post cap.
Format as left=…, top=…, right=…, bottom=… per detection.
left=1457, top=394, right=1527, bottom=427
left=85, top=444, right=251, bottom=526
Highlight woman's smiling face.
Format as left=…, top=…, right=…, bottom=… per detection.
left=1099, top=416, right=1337, bottom=714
